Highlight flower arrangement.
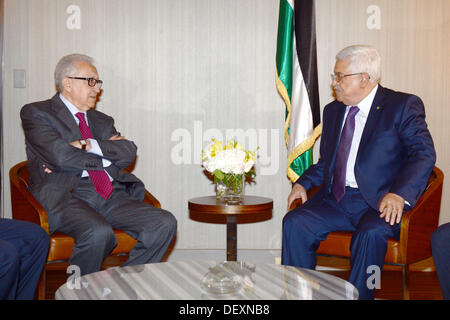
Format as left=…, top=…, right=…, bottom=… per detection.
left=202, top=139, right=257, bottom=200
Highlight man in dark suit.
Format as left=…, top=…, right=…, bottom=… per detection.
left=20, top=54, right=177, bottom=276
left=282, top=45, right=436, bottom=299
left=431, top=223, right=450, bottom=300
left=0, top=218, right=49, bottom=299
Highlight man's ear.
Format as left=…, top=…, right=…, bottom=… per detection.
left=62, top=77, right=72, bottom=93
left=360, top=73, right=371, bottom=88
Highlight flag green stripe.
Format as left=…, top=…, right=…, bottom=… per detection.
left=277, top=0, right=321, bottom=182
left=276, top=0, right=294, bottom=100
left=289, top=148, right=313, bottom=176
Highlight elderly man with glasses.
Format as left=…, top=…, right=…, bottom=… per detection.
left=20, top=54, right=177, bottom=276
left=282, top=45, right=436, bottom=300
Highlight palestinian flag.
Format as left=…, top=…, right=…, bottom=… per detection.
left=276, top=0, right=322, bottom=183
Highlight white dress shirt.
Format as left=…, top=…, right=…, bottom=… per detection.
left=341, top=85, right=378, bottom=188
left=59, top=94, right=112, bottom=179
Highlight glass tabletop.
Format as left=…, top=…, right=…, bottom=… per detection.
left=55, top=260, right=358, bottom=300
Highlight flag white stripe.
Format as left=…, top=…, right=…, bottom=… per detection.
left=286, top=0, right=294, bottom=9
left=287, top=32, right=314, bottom=154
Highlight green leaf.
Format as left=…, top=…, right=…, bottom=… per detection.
left=213, top=170, right=225, bottom=181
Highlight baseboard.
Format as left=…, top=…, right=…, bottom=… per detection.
left=165, top=248, right=282, bottom=264
left=165, top=249, right=435, bottom=272
left=315, top=255, right=436, bottom=272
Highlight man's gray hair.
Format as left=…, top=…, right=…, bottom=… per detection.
left=54, top=53, right=95, bottom=92
left=336, top=45, right=381, bottom=83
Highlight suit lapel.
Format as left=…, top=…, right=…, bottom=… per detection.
left=86, top=110, right=97, bottom=138
left=50, top=94, right=82, bottom=138
left=357, top=85, right=386, bottom=156
left=86, top=110, right=105, bottom=139
left=331, top=104, right=347, bottom=147
left=327, top=103, right=347, bottom=179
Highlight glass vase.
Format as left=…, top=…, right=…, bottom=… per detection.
left=216, top=174, right=244, bottom=204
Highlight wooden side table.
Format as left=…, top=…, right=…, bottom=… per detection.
left=188, top=195, right=273, bottom=261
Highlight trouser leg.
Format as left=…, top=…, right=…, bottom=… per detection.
left=431, top=222, right=450, bottom=300
left=282, top=190, right=354, bottom=268
left=55, top=196, right=117, bottom=276
left=95, top=182, right=177, bottom=266
left=349, top=210, right=400, bottom=300
left=13, top=221, right=49, bottom=300
left=0, top=219, right=49, bottom=300
left=0, top=239, right=20, bottom=300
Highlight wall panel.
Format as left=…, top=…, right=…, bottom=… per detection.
left=2, top=1, right=449, bottom=259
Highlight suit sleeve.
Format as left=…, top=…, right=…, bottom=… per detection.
left=20, top=104, right=104, bottom=172
left=91, top=115, right=138, bottom=170
left=295, top=158, right=325, bottom=190
left=389, top=95, right=436, bottom=206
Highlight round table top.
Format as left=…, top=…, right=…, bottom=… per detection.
left=188, top=195, right=273, bottom=215
left=55, top=260, right=359, bottom=300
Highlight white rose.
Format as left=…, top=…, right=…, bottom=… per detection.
left=204, top=160, right=217, bottom=173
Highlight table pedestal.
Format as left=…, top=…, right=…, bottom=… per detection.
left=226, top=215, right=237, bottom=261
left=188, top=195, right=273, bottom=261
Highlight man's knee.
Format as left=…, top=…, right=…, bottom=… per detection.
left=283, top=210, right=295, bottom=228
left=283, top=209, right=308, bottom=233
left=0, top=242, right=20, bottom=277
left=27, top=223, right=50, bottom=254
left=81, top=222, right=116, bottom=251
left=140, top=210, right=177, bottom=246
left=353, top=218, right=393, bottom=246
left=166, top=212, right=177, bottom=234
left=156, top=210, right=177, bottom=238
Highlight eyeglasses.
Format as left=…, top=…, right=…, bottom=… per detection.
left=330, top=72, right=368, bottom=83
left=68, top=77, right=103, bottom=89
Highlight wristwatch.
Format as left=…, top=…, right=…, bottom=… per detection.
left=79, top=139, right=87, bottom=150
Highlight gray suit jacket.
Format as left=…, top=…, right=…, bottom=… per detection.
left=21, top=94, right=146, bottom=231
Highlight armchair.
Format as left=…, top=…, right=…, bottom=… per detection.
left=9, top=160, right=162, bottom=299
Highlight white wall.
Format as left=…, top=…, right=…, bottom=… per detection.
left=2, top=0, right=449, bottom=260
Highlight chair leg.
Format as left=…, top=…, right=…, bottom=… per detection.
left=402, top=264, right=410, bottom=300
left=37, top=267, right=47, bottom=300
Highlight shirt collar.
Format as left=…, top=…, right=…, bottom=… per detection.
left=353, top=84, right=378, bottom=117
left=59, top=93, right=88, bottom=123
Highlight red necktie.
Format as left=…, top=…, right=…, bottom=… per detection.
left=76, top=112, right=113, bottom=200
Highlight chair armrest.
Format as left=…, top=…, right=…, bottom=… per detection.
left=122, top=165, right=162, bottom=209
left=288, top=185, right=322, bottom=212
left=144, top=190, right=162, bottom=208
left=399, top=167, right=443, bottom=263
left=288, top=198, right=302, bottom=212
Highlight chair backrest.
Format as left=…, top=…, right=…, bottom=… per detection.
left=425, top=168, right=437, bottom=190
left=14, top=161, right=29, bottom=187
left=10, top=161, right=44, bottom=226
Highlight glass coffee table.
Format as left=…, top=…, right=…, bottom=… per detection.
left=55, top=260, right=358, bottom=300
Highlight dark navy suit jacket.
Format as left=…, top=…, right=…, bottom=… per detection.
left=296, top=85, right=436, bottom=211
